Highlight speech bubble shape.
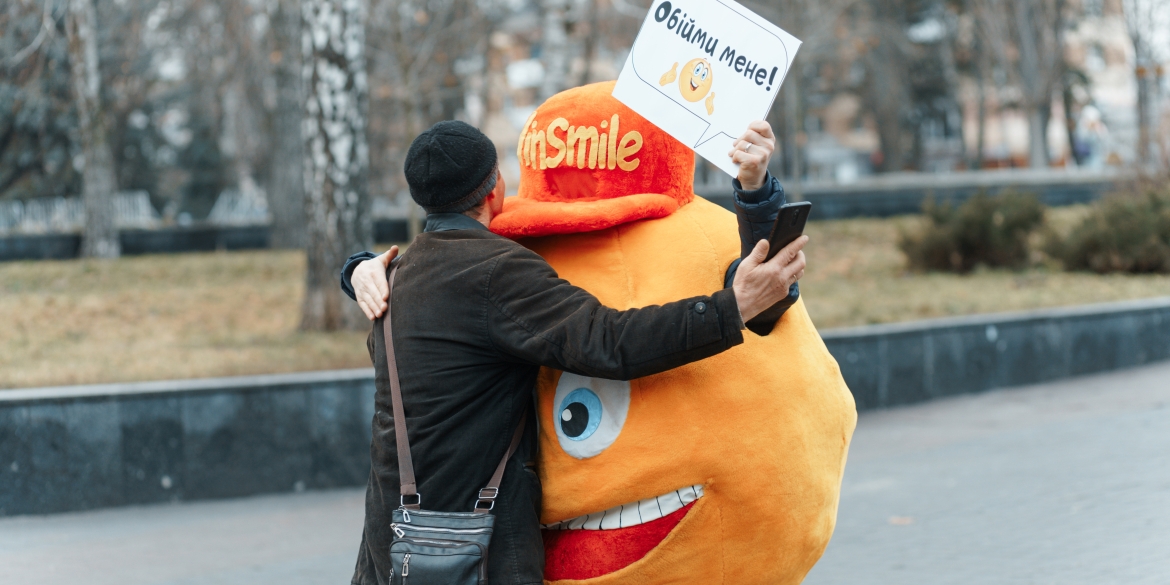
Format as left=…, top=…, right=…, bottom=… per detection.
left=612, top=0, right=801, bottom=177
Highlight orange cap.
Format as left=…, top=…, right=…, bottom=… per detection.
left=490, top=81, right=695, bottom=238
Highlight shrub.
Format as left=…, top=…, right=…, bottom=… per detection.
left=1051, top=182, right=1170, bottom=274
left=899, top=191, right=1046, bottom=273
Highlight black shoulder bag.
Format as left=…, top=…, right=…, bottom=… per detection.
left=382, top=265, right=527, bottom=585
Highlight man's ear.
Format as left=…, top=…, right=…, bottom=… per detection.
left=493, top=170, right=506, bottom=197
left=489, top=171, right=506, bottom=215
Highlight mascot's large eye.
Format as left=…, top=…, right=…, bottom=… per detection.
left=693, top=63, right=704, bottom=76
left=559, top=388, right=601, bottom=439
left=552, top=373, right=630, bottom=459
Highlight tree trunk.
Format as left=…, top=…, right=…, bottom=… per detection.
left=936, top=5, right=966, bottom=168
left=784, top=73, right=803, bottom=196
left=1012, top=0, right=1050, bottom=169
left=403, top=93, right=426, bottom=241
left=300, top=0, right=372, bottom=331
left=577, top=0, right=598, bottom=87
left=539, top=0, right=570, bottom=100
left=270, top=0, right=306, bottom=249
left=1026, top=109, right=1048, bottom=169
left=1062, top=78, right=1081, bottom=166
left=1135, top=64, right=1152, bottom=166
left=975, top=49, right=987, bottom=169
left=1157, top=70, right=1169, bottom=170
left=865, top=41, right=912, bottom=172
left=66, top=0, right=120, bottom=258
left=1054, top=0, right=1080, bottom=167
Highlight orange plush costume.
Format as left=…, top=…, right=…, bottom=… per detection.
left=491, top=82, right=857, bottom=585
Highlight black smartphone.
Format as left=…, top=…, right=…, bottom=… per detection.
left=764, top=201, right=812, bottom=262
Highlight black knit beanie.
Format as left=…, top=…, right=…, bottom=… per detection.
left=404, top=121, right=499, bottom=214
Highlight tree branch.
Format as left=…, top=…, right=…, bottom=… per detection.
left=7, top=0, right=58, bottom=67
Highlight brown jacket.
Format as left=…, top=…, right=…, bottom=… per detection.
left=351, top=213, right=745, bottom=585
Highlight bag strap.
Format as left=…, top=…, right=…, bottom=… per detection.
left=382, top=263, right=528, bottom=514
left=474, top=411, right=527, bottom=512
left=383, top=265, right=421, bottom=510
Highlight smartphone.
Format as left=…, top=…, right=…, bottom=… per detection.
left=764, top=201, right=812, bottom=262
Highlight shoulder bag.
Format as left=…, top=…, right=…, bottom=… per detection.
left=382, top=265, right=527, bottom=585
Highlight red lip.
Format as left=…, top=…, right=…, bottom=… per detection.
left=542, top=501, right=695, bottom=581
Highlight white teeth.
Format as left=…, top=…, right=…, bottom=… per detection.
left=542, top=484, right=704, bottom=531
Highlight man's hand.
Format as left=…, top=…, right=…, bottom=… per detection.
left=728, top=120, right=776, bottom=191
left=732, top=236, right=807, bottom=323
left=353, top=246, right=398, bottom=321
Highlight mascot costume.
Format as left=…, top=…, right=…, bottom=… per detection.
left=489, top=81, right=858, bottom=585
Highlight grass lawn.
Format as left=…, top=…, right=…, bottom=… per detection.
left=3, top=206, right=1168, bottom=388
left=800, top=206, right=1170, bottom=328
left=1, top=250, right=369, bottom=389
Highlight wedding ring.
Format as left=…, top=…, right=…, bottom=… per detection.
left=744, top=143, right=751, bottom=153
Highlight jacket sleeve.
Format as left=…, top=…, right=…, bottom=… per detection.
left=723, top=171, right=800, bottom=336
left=484, top=248, right=745, bottom=381
left=340, top=251, right=378, bottom=301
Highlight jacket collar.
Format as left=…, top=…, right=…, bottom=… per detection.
left=424, top=213, right=489, bottom=233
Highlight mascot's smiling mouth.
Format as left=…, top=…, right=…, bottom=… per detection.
left=542, top=485, right=704, bottom=580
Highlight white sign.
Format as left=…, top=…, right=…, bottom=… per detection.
left=612, top=0, right=801, bottom=177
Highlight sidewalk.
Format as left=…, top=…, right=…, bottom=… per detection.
left=0, top=488, right=365, bottom=585
left=806, top=360, right=1170, bottom=585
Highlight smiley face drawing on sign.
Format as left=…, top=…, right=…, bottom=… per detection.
left=659, top=58, right=715, bottom=115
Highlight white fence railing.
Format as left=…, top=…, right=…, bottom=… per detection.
left=206, top=187, right=270, bottom=226
left=0, top=189, right=271, bottom=236
left=0, top=196, right=85, bottom=234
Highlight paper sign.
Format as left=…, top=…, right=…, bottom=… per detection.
left=612, top=0, right=801, bottom=177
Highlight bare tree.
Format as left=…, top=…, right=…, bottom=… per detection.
left=163, top=0, right=268, bottom=220
left=300, top=0, right=372, bottom=331
left=540, top=0, right=572, bottom=99
left=1011, top=0, right=1058, bottom=168
left=744, top=0, right=861, bottom=179
left=1122, top=0, right=1168, bottom=168
left=973, top=31, right=990, bottom=169
left=365, top=0, right=490, bottom=239
left=577, top=0, right=600, bottom=87
left=66, top=0, right=120, bottom=258
left=269, top=0, right=306, bottom=248
left=860, top=0, right=917, bottom=172
left=975, top=0, right=1065, bottom=168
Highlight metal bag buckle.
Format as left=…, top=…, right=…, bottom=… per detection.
left=474, top=487, right=498, bottom=511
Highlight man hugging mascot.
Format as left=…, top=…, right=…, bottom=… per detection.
left=491, top=81, right=857, bottom=584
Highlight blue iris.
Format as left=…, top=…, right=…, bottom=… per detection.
left=558, top=388, right=602, bottom=441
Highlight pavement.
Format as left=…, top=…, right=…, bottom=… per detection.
left=2, top=361, right=1169, bottom=585
left=804, top=359, right=1170, bottom=585
left=0, top=487, right=366, bottom=585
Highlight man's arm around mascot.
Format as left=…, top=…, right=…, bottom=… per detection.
left=339, top=119, right=806, bottom=585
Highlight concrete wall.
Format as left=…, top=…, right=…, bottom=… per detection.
left=2, top=297, right=1167, bottom=516
left=0, top=226, right=271, bottom=262
left=824, top=297, right=1170, bottom=410
left=0, top=222, right=422, bottom=262
left=0, top=371, right=374, bottom=516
